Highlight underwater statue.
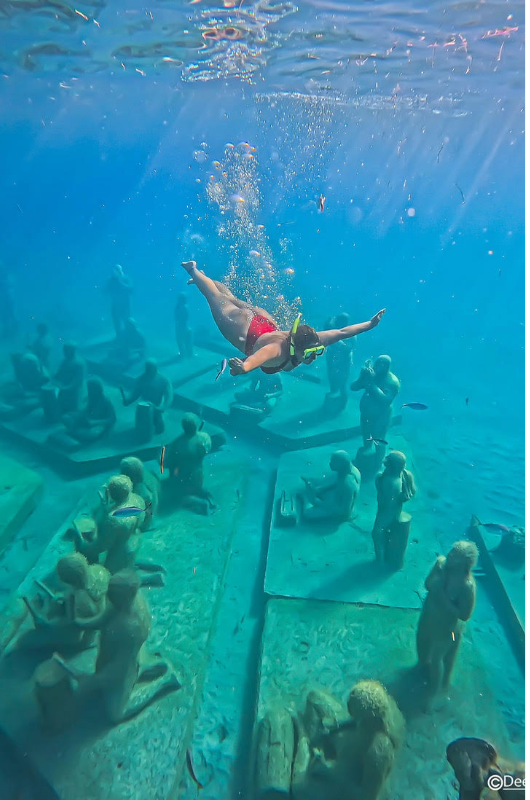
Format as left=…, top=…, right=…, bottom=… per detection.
left=416, top=541, right=478, bottom=703
left=350, top=355, right=400, bottom=477
left=300, top=450, right=361, bottom=523
left=120, top=455, right=160, bottom=530
left=0, top=352, right=48, bottom=420
left=90, top=474, right=146, bottom=574
left=232, top=372, right=283, bottom=419
left=256, top=681, right=405, bottom=800
left=120, top=358, right=173, bottom=438
left=164, top=412, right=216, bottom=514
left=175, top=292, right=194, bottom=359
left=8, top=552, right=110, bottom=656
left=49, top=341, right=86, bottom=415
left=324, top=312, right=354, bottom=412
left=29, top=322, right=53, bottom=369
left=109, top=317, right=146, bottom=368
left=52, top=569, right=180, bottom=725
left=372, top=450, right=416, bottom=569
left=62, top=377, right=116, bottom=444
left=446, top=737, right=525, bottom=800
left=104, top=263, right=133, bottom=338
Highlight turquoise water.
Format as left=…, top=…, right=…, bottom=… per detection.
left=0, top=0, right=525, bottom=797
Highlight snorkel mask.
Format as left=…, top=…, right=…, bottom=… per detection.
left=289, top=314, right=326, bottom=361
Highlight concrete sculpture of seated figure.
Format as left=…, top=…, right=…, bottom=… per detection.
left=53, top=569, right=180, bottom=725
left=120, top=358, right=173, bottom=438
left=7, top=553, right=110, bottom=655
left=300, top=450, right=361, bottom=523
left=120, top=456, right=159, bottom=530
left=52, top=342, right=86, bottom=414
left=417, top=541, right=478, bottom=704
left=0, top=352, right=49, bottom=419
left=62, top=377, right=116, bottom=444
left=29, top=322, right=53, bottom=369
left=256, top=681, right=405, bottom=800
left=372, top=451, right=416, bottom=569
left=164, top=412, right=216, bottom=514
left=232, top=372, right=283, bottom=419
left=350, top=355, right=400, bottom=477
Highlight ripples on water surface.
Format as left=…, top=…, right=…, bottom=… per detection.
left=0, top=0, right=524, bottom=107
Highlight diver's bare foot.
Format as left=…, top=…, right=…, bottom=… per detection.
left=181, top=260, right=197, bottom=284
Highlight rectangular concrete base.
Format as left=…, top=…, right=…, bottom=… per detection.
left=0, top=459, right=248, bottom=800
left=0, top=455, right=43, bottom=556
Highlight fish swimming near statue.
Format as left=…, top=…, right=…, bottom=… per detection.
left=402, top=402, right=428, bottom=411
left=476, top=520, right=512, bottom=535
left=160, top=445, right=166, bottom=475
left=366, top=436, right=389, bottom=445
left=215, top=358, right=228, bottom=380
left=186, top=749, right=204, bottom=790
left=112, top=503, right=151, bottom=518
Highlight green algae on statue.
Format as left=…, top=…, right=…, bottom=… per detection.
left=372, top=450, right=416, bottom=569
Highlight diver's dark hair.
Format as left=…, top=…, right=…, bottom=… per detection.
left=293, top=324, right=320, bottom=349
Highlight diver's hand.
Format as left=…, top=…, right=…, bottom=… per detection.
left=370, top=308, right=386, bottom=328
left=229, top=358, right=246, bottom=376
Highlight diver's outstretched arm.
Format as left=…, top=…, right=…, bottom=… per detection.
left=318, top=309, right=386, bottom=346
left=229, top=343, right=283, bottom=376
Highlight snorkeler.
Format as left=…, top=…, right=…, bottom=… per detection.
left=182, top=260, right=386, bottom=376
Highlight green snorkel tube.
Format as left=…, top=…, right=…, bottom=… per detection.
left=289, top=313, right=325, bottom=363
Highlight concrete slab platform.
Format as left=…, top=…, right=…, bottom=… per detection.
left=256, top=598, right=514, bottom=799
left=0, top=458, right=249, bottom=800
left=0, top=455, right=44, bottom=557
left=0, top=387, right=227, bottom=476
left=265, top=439, right=440, bottom=609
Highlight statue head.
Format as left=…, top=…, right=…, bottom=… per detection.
left=446, top=541, right=478, bottom=573
left=107, top=569, right=140, bottom=610
left=329, top=450, right=353, bottom=475
left=56, top=552, right=89, bottom=589
left=334, top=312, right=350, bottom=328
left=144, top=358, right=158, bottom=378
left=383, top=450, right=406, bottom=474
left=120, top=456, right=144, bottom=484
left=181, top=412, right=201, bottom=436
left=107, top=474, right=133, bottom=504
left=374, top=355, right=392, bottom=376
left=36, top=322, right=49, bottom=336
left=347, top=680, right=391, bottom=735
left=87, top=377, right=104, bottom=400
left=63, top=342, right=77, bottom=360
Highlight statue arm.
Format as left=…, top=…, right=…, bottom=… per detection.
left=425, top=557, right=445, bottom=591
left=362, top=732, right=395, bottom=800
left=350, top=365, right=373, bottom=391
left=74, top=605, right=111, bottom=630
left=121, top=381, right=141, bottom=406
left=367, top=381, right=399, bottom=404
left=457, top=581, right=476, bottom=621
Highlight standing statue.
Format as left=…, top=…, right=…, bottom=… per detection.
left=350, top=355, right=400, bottom=477
left=300, top=450, right=361, bottom=523
left=256, top=681, right=405, bottom=800
left=52, top=569, right=180, bottom=724
left=104, top=264, right=133, bottom=338
left=324, top=312, right=354, bottom=412
left=175, top=293, right=194, bottom=359
left=416, top=541, right=478, bottom=703
left=120, top=456, right=160, bottom=529
left=372, top=451, right=416, bottom=569
left=62, top=377, right=116, bottom=444
left=120, top=358, right=173, bottom=437
left=164, top=412, right=215, bottom=514
left=29, top=322, right=53, bottom=369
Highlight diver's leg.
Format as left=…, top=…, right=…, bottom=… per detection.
left=182, top=261, right=253, bottom=351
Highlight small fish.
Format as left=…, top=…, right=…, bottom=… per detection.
left=318, top=195, right=326, bottom=212
left=478, top=521, right=511, bottom=535
left=160, top=445, right=166, bottom=474
left=215, top=358, right=228, bottom=381
left=465, top=397, right=470, bottom=406
left=402, top=402, right=428, bottom=411
left=112, top=503, right=150, bottom=518
left=186, top=749, right=204, bottom=790
left=366, top=436, right=388, bottom=445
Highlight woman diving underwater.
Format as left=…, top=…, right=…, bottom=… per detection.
left=181, top=260, right=386, bottom=376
